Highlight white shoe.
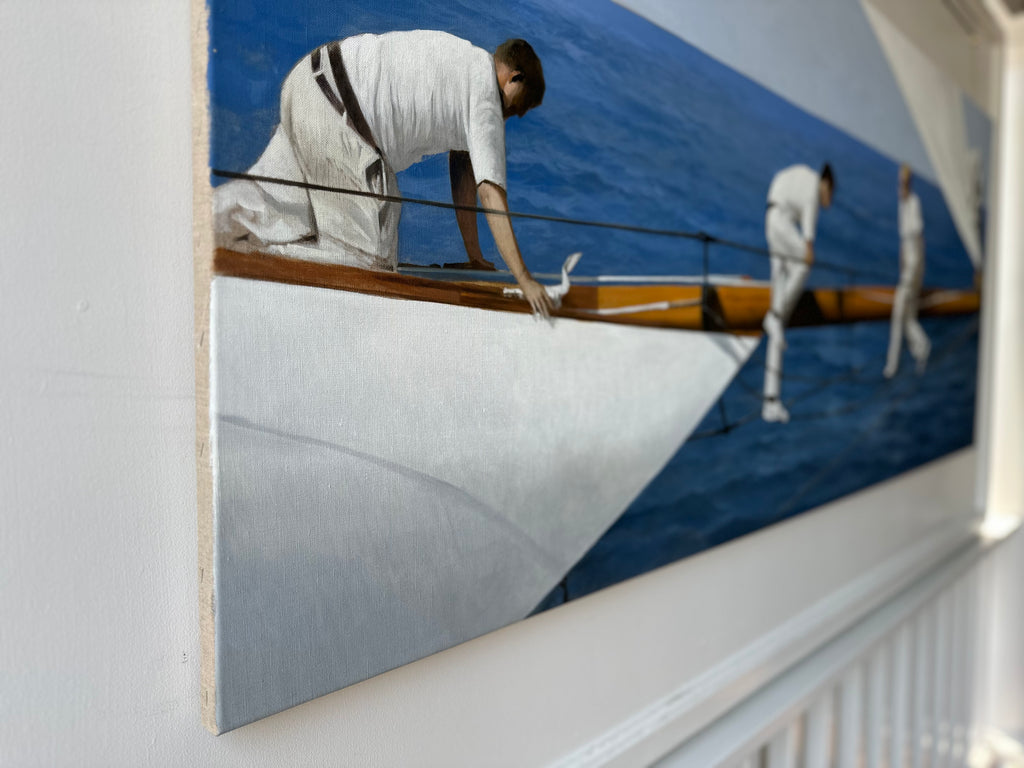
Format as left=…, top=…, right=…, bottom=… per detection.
left=762, top=398, right=790, bottom=423
left=883, top=362, right=898, bottom=379
left=762, top=312, right=787, bottom=350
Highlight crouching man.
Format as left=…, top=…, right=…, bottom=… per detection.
left=215, top=32, right=553, bottom=316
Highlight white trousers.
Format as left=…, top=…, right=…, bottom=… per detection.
left=213, top=52, right=401, bottom=270
left=885, top=236, right=929, bottom=373
left=763, top=209, right=810, bottom=401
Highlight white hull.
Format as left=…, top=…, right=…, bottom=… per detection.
left=210, top=276, right=759, bottom=730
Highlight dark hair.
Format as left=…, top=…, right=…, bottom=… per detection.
left=821, top=163, right=835, bottom=191
left=494, top=38, right=545, bottom=109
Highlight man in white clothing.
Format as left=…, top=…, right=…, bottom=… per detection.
left=215, top=32, right=553, bottom=316
left=761, top=163, right=835, bottom=423
left=883, top=164, right=930, bottom=378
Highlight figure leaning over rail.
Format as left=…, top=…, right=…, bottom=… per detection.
left=213, top=32, right=554, bottom=317
left=883, top=164, right=931, bottom=378
left=761, top=163, right=835, bottom=423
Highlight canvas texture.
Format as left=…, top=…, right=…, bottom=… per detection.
left=196, top=0, right=988, bottom=732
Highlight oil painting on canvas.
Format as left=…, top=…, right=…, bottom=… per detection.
left=195, top=0, right=988, bottom=732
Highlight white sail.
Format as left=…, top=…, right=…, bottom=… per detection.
left=209, top=277, right=758, bottom=731
left=861, top=2, right=983, bottom=269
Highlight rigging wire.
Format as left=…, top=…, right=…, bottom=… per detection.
left=211, top=169, right=978, bottom=443
left=690, top=317, right=978, bottom=443
left=211, top=168, right=893, bottom=281
left=211, top=163, right=977, bottom=609
left=557, top=319, right=978, bottom=605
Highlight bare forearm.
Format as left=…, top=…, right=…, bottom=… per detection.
left=449, top=151, right=485, bottom=262
left=479, top=181, right=552, bottom=317
left=479, top=182, right=530, bottom=279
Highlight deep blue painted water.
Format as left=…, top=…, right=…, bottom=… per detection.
left=209, top=0, right=980, bottom=609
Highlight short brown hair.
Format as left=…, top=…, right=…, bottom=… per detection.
left=495, top=38, right=545, bottom=110
left=821, top=163, right=835, bottom=192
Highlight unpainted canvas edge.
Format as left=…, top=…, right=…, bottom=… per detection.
left=190, top=0, right=219, bottom=736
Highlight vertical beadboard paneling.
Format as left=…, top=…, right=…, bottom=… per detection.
left=837, top=666, right=865, bottom=768
left=866, top=645, right=888, bottom=768
left=890, top=624, right=912, bottom=768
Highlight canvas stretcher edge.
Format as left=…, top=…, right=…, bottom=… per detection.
left=191, top=0, right=220, bottom=736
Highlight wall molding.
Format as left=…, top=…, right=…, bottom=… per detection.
left=657, top=534, right=993, bottom=767
left=550, top=518, right=978, bottom=768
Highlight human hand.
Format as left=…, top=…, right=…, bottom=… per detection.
left=804, top=241, right=815, bottom=266
left=518, top=277, right=553, bottom=319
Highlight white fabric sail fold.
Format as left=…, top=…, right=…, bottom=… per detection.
left=861, top=2, right=983, bottom=269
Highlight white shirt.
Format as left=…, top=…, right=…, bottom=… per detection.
left=767, top=164, right=820, bottom=242
left=341, top=31, right=507, bottom=189
left=898, top=191, right=923, bottom=240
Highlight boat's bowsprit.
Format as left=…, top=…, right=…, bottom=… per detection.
left=212, top=247, right=980, bottom=333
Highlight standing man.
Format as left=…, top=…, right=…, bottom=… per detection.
left=214, top=32, right=553, bottom=316
left=883, top=164, right=931, bottom=378
left=761, top=163, right=835, bottom=423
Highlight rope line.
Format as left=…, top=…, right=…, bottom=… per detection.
left=691, top=319, right=977, bottom=442
left=690, top=407, right=762, bottom=440
left=212, top=163, right=975, bottom=607
left=211, top=168, right=888, bottom=280
left=558, top=319, right=976, bottom=606
left=213, top=168, right=711, bottom=239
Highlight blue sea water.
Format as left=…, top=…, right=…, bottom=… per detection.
left=209, top=0, right=980, bottom=609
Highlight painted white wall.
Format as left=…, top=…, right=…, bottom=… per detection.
left=984, top=528, right=1024, bottom=743
left=0, top=1, right=1015, bottom=766
left=978, top=25, right=1024, bottom=530
left=978, top=22, right=1024, bottom=743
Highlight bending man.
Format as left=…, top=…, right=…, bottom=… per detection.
left=761, top=163, right=835, bottom=423
left=214, top=32, right=553, bottom=316
left=883, top=164, right=930, bottom=378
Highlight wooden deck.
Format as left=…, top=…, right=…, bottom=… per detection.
left=213, top=248, right=980, bottom=333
